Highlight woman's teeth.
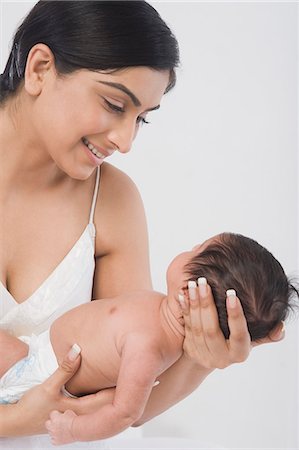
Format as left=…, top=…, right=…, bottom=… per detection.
left=82, top=138, right=105, bottom=159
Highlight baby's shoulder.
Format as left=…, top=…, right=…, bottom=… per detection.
left=120, top=290, right=164, bottom=316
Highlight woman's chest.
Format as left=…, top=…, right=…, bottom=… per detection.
left=0, top=184, right=92, bottom=304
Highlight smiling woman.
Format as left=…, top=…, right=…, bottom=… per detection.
left=0, top=0, right=180, bottom=301
left=77, top=68, right=167, bottom=168
left=0, top=2, right=178, bottom=310
left=0, top=0, right=175, bottom=180
left=0, top=3, right=184, bottom=447
left=0, top=1, right=288, bottom=449
left=6, top=58, right=170, bottom=180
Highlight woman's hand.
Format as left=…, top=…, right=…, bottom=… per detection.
left=132, top=280, right=285, bottom=427
left=1, top=344, right=82, bottom=436
left=179, top=279, right=284, bottom=370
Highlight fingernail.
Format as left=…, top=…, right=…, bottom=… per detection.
left=226, top=289, right=237, bottom=308
left=197, top=277, right=207, bottom=296
left=188, top=280, right=197, bottom=301
left=68, top=343, right=81, bottom=361
left=178, top=292, right=185, bottom=306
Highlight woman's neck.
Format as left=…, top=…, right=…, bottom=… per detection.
left=0, top=104, right=64, bottom=192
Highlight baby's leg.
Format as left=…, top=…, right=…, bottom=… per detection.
left=0, top=330, right=29, bottom=377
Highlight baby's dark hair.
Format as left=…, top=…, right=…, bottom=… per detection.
left=184, top=233, right=299, bottom=341
left=0, top=0, right=179, bottom=104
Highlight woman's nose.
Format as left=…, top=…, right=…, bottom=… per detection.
left=108, top=118, right=137, bottom=154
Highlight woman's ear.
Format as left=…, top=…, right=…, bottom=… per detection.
left=24, top=43, right=56, bottom=96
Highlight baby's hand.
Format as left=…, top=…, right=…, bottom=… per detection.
left=45, top=409, right=77, bottom=445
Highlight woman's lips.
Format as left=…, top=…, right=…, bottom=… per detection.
left=82, top=137, right=105, bottom=158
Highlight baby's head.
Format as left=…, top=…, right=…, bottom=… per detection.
left=168, top=232, right=298, bottom=341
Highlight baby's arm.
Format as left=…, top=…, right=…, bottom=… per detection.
left=0, top=330, right=28, bottom=377
left=46, top=335, right=163, bottom=444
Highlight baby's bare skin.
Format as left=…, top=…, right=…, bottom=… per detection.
left=0, top=289, right=184, bottom=440
left=39, top=290, right=185, bottom=442
left=50, top=290, right=184, bottom=399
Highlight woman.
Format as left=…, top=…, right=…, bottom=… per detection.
left=0, top=1, right=284, bottom=448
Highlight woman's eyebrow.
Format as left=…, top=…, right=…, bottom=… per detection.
left=98, top=81, right=140, bottom=106
left=97, top=81, right=160, bottom=112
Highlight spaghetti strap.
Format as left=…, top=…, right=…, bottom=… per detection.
left=89, top=166, right=101, bottom=224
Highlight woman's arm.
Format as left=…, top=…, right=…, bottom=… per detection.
left=0, top=165, right=150, bottom=437
left=90, top=165, right=284, bottom=425
left=92, top=164, right=153, bottom=299
left=90, top=164, right=255, bottom=423
left=134, top=283, right=285, bottom=425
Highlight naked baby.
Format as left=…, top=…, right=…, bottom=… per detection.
left=0, top=232, right=297, bottom=445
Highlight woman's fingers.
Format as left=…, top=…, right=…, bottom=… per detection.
left=181, top=279, right=227, bottom=368
left=180, top=282, right=206, bottom=363
left=181, top=278, right=281, bottom=369
left=226, top=291, right=251, bottom=362
left=10, top=345, right=82, bottom=435
left=180, top=280, right=252, bottom=369
left=187, top=281, right=203, bottom=341
left=44, top=344, right=81, bottom=392
left=197, top=280, right=229, bottom=368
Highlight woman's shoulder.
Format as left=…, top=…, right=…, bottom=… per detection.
left=101, top=162, right=139, bottom=191
left=99, top=162, right=144, bottom=210
left=92, top=162, right=150, bottom=275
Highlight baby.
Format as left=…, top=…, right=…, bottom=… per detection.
left=0, top=232, right=297, bottom=444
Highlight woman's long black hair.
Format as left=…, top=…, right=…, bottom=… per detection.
left=0, top=0, right=180, bottom=103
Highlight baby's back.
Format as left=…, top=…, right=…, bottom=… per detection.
left=50, top=291, right=167, bottom=396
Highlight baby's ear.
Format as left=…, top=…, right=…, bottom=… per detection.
left=252, top=321, right=285, bottom=347
left=177, top=288, right=188, bottom=310
left=181, top=286, right=190, bottom=301
left=268, top=321, right=285, bottom=341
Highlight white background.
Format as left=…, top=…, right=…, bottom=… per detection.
left=1, top=2, right=298, bottom=449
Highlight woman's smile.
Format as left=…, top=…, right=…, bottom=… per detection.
left=82, top=137, right=114, bottom=159
left=81, top=138, right=108, bottom=166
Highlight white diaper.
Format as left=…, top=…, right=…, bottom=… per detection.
left=0, top=329, right=58, bottom=404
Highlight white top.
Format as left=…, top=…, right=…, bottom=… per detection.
left=0, top=166, right=141, bottom=448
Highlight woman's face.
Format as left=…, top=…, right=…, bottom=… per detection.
left=29, top=66, right=170, bottom=179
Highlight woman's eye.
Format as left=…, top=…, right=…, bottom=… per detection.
left=102, top=97, right=150, bottom=126
left=137, top=116, right=150, bottom=126
left=103, top=98, right=124, bottom=114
